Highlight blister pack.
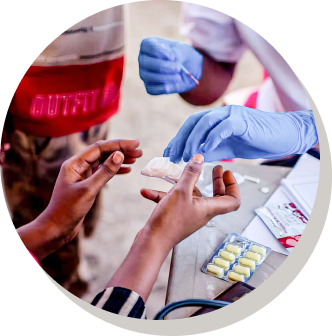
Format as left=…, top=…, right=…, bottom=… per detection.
left=201, top=233, right=271, bottom=283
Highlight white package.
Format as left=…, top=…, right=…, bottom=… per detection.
left=141, top=157, right=243, bottom=197
left=141, top=157, right=183, bottom=180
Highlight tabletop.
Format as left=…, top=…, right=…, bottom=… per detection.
left=165, top=162, right=291, bottom=319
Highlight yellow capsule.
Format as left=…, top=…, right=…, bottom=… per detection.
left=239, top=258, right=256, bottom=271
left=233, top=265, right=250, bottom=277
left=214, top=258, right=230, bottom=271
left=207, top=264, right=224, bottom=277
left=228, top=271, right=245, bottom=282
left=226, top=244, right=241, bottom=255
left=220, top=250, right=236, bottom=263
left=250, top=245, right=266, bottom=256
left=245, top=251, right=261, bottom=263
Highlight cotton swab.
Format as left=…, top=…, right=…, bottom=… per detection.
left=181, top=65, right=200, bottom=85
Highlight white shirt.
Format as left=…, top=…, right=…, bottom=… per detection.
left=181, top=3, right=312, bottom=112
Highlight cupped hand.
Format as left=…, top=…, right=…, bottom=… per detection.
left=140, top=154, right=240, bottom=250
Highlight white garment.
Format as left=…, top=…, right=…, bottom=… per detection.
left=181, top=4, right=311, bottom=112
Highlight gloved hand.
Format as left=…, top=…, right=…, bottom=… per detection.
left=164, top=105, right=318, bottom=162
left=138, top=37, right=203, bottom=95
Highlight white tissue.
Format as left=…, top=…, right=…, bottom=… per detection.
left=141, top=157, right=183, bottom=180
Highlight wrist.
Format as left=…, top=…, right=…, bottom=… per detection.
left=136, top=225, right=173, bottom=257
left=17, top=216, right=63, bottom=260
left=107, top=225, right=172, bottom=302
left=287, top=110, right=319, bottom=154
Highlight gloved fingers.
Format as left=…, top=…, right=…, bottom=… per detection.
left=139, top=54, right=181, bottom=74
left=183, top=108, right=231, bottom=161
left=144, top=83, right=178, bottom=95
left=163, top=146, right=171, bottom=158
left=202, top=119, right=235, bottom=153
left=165, top=110, right=211, bottom=162
left=202, top=137, right=237, bottom=162
left=139, top=69, right=182, bottom=84
left=140, top=37, right=176, bottom=61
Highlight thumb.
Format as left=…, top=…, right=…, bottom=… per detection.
left=177, top=154, right=204, bottom=194
left=88, top=151, right=124, bottom=191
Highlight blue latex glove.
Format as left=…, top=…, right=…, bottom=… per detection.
left=164, top=105, right=318, bottom=163
left=138, top=37, right=203, bottom=95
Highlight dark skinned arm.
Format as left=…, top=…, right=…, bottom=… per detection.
left=180, top=49, right=236, bottom=106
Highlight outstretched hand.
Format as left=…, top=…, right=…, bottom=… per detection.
left=141, top=154, right=241, bottom=250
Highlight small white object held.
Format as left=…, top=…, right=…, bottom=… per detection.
left=181, top=65, right=200, bottom=85
left=244, top=175, right=260, bottom=184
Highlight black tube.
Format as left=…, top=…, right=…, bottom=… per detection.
left=154, top=299, right=231, bottom=320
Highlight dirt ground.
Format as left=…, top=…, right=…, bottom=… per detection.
left=79, top=1, right=263, bottom=318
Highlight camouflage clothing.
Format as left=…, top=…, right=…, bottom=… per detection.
left=2, top=120, right=109, bottom=296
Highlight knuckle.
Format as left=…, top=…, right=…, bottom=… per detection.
left=173, top=188, right=185, bottom=198
left=185, top=162, right=201, bottom=176
left=233, top=196, right=241, bottom=211
left=94, top=140, right=104, bottom=148
left=101, top=163, right=117, bottom=176
left=61, top=160, right=70, bottom=171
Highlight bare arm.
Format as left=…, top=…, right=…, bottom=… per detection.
left=180, top=50, right=236, bottom=106
left=106, top=227, right=170, bottom=302
left=107, top=155, right=241, bottom=302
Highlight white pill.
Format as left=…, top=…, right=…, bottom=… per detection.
left=239, top=258, right=256, bottom=271
left=244, top=175, right=260, bottom=184
left=207, top=264, right=224, bottom=277
left=220, top=250, right=236, bottom=263
left=250, top=245, right=267, bottom=256
left=228, top=271, right=245, bottom=282
left=226, top=244, right=241, bottom=255
left=260, top=187, right=270, bottom=194
left=233, top=265, right=250, bottom=277
left=214, top=258, right=230, bottom=271
left=245, top=251, right=261, bottom=263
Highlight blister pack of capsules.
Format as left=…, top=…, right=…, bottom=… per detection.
left=201, top=233, right=271, bottom=283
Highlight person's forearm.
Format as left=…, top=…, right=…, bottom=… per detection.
left=17, top=213, right=67, bottom=261
left=106, top=227, right=171, bottom=302
left=180, top=50, right=235, bottom=106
